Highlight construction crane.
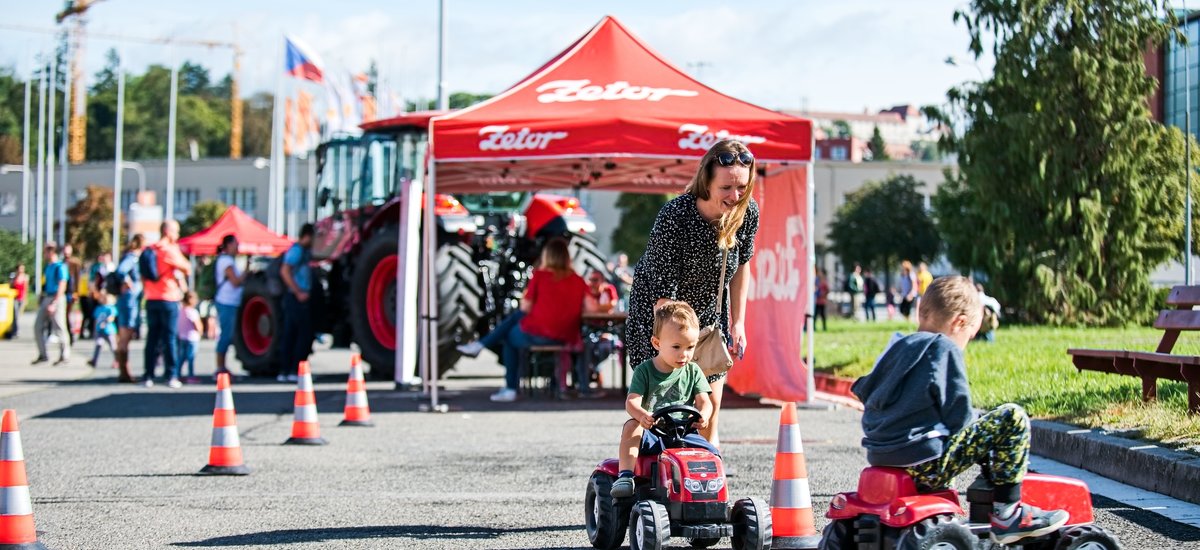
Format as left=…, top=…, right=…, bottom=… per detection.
left=42, top=0, right=245, bottom=161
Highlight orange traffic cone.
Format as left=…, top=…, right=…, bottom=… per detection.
left=0, top=410, right=47, bottom=549
left=284, top=361, right=327, bottom=445
left=770, top=402, right=820, bottom=549
left=199, top=373, right=251, bottom=475
left=340, top=354, right=373, bottom=427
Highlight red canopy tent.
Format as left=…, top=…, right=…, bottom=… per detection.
left=178, top=206, right=293, bottom=256
left=417, top=15, right=815, bottom=403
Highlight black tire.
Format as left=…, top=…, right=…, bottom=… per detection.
left=818, top=520, right=855, bottom=550
left=628, top=500, right=670, bottom=550
left=1054, top=525, right=1121, bottom=550
left=584, top=472, right=629, bottom=550
left=568, top=233, right=609, bottom=278
left=689, top=537, right=721, bottom=548
left=350, top=228, right=483, bottom=381
left=731, top=497, right=772, bottom=550
left=233, top=272, right=282, bottom=377
left=895, top=514, right=974, bottom=550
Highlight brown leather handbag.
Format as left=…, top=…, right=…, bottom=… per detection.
left=695, top=248, right=734, bottom=378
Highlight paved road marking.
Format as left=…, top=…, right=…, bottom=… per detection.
left=1030, top=455, right=1200, bottom=528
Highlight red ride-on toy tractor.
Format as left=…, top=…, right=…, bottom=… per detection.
left=585, top=405, right=772, bottom=550
left=820, top=466, right=1121, bottom=549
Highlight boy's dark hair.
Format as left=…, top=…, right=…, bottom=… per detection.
left=653, top=301, right=700, bottom=337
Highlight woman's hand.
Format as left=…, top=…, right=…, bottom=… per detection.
left=729, top=320, right=747, bottom=359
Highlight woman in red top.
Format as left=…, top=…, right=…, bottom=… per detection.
left=457, top=237, right=596, bottom=402
left=9, top=264, right=27, bottom=338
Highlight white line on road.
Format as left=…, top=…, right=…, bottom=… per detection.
left=1030, top=455, right=1200, bottom=528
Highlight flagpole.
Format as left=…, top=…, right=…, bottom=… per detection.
left=46, top=53, right=56, bottom=247
left=437, top=0, right=447, bottom=110
left=111, top=52, right=125, bottom=262
left=58, top=36, right=71, bottom=247
left=21, top=67, right=32, bottom=244
left=270, top=36, right=284, bottom=233
left=34, top=63, right=46, bottom=296
left=166, top=52, right=179, bottom=222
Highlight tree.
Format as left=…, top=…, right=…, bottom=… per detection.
left=868, top=126, right=889, bottom=161
left=830, top=120, right=852, bottom=139
left=0, top=230, right=34, bottom=285
left=181, top=200, right=228, bottom=237
left=611, top=193, right=670, bottom=263
left=828, top=174, right=940, bottom=280
left=64, top=185, right=114, bottom=261
left=931, top=0, right=1192, bottom=325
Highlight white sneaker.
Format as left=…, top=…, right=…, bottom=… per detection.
left=276, top=374, right=288, bottom=382
left=167, top=378, right=182, bottom=389
left=489, top=388, right=518, bottom=402
left=142, top=379, right=155, bottom=388
left=456, top=341, right=485, bottom=358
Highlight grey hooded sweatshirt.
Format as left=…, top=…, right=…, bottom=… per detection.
left=851, top=332, right=974, bottom=467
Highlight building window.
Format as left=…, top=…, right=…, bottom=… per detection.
left=174, top=189, right=200, bottom=220
left=0, top=193, right=15, bottom=217
left=285, top=186, right=308, bottom=213
left=1166, top=18, right=1200, bottom=137
left=831, top=146, right=848, bottom=161
left=219, top=188, right=257, bottom=216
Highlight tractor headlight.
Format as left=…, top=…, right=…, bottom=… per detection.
left=684, top=479, right=705, bottom=493
left=706, top=478, right=725, bottom=492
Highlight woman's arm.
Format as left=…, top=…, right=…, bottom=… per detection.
left=729, top=266, right=750, bottom=356
left=223, top=264, right=244, bottom=287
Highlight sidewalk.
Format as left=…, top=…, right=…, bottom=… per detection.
left=0, top=311, right=95, bottom=398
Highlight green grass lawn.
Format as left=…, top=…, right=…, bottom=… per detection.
left=811, top=318, right=1200, bottom=452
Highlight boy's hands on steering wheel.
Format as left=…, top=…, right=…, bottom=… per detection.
left=692, top=416, right=709, bottom=430
left=636, top=410, right=655, bottom=429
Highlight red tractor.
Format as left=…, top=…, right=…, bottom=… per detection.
left=234, top=113, right=610, bottom=380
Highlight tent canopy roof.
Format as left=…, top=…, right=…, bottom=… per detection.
left=178, top=206, right=293, bottom=256
left=426, top=15, right=812, bottom=194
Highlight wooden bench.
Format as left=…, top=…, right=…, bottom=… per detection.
left=1068, top=285, right=1200, bottom=414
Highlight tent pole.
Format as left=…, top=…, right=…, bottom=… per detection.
left=805, top=160, right=816, bottom=405
left=425, top=159, right=440, bottom=410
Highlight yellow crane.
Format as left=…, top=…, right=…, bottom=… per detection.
left=46, top=0, right=245, bottom=162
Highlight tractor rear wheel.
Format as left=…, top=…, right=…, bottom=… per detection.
left=234, top=272, right=281, bottom=377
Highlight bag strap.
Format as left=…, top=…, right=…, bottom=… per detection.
left=716, top=247, right=729, bottom=315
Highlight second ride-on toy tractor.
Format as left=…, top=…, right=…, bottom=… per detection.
left=820, top=465, right=1121, bottom=549
left=585, top=405, right=772, bottom=550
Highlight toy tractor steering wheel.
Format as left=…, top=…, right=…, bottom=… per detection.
left=650, top=404, right=703, bottom=442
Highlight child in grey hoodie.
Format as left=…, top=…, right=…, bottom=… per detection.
left=851, top=276, right=1067, bottom=545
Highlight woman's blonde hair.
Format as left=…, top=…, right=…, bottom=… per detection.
left=540, top=237, right=574, bottom=280
left=684, top=139, right=757, bottom=249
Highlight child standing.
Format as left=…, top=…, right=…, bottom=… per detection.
left=88, top=290, right=117, bottom=368
left=174, top=291, right=202, bottom=387
left=851, top=276, right=1067, bottom=544
left=610, top=301, right=714, bottom=498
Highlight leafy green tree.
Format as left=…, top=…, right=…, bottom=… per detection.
left=64, top=185, right=114, bottom=261
left=868, top=126, right=889, bottom=161
left=611, top=193, right=670, bottom=263
left=828, top=174, right=940, bottom=280
left=181, top=200, right=228, bottom=237
left=931, top=0, right=1193, bottom=325
left=830, top=120, right=852, bottom=139
left=0, top=230, right=34, bottom=285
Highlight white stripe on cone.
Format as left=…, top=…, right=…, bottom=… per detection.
left=298, top=376, right=313, bottom=392
left=215, top=390, right=234, bottom=411
left=210, top=426, right=241, bottom=448
left=346, top=392, right=368, bottom=408
left=0, top=486, right=32, bottom=516
left=294, top=404, right=319, bottom=423
left=770, top=479, right=813, bottom=509
left=777, top=424, right=803, bottom=454
left=0, top=432, right=23, bottom=461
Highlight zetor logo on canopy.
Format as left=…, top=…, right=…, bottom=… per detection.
left=535, top=80, right=699, bottom=103
left=677, top=124, right=767, bottom=151
left=478, top=125, right=569, bottom=151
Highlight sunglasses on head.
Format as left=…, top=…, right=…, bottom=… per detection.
left=714, top=151, right=754, bottom=167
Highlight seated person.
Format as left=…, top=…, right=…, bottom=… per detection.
left=611, top=301, right=714, bottom=498
left=456, top=237, right=597, bottom=403
left=851, top=276, right=1067, bottom=545
left=576, top=269, right=621, bottom=396
left=586, top=269, right=618, bottom=314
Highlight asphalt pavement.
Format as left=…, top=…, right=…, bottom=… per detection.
left=1, top=312, right=1198, bottom=549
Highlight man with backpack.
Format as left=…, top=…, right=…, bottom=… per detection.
left=141, top=221, right=192, bottom=388
left=277, top=224, right=315, bottom=383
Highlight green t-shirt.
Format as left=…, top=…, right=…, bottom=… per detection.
left=628, top=359, right=712, bottom=412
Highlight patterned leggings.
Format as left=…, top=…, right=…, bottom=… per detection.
left=906, top=404, right=1030, bottom=500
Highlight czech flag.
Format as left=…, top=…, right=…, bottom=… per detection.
left=284, top=36, right=324, bottom=83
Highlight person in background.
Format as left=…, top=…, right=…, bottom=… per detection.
left=611, top=253, right=635, bottom=311
left=846, top=264, right=865, bottom=321
left=915, top=261, right=934, bottom=320
left=975, top=283, right=1002, bottom=343
left=63, top=244, right=79, bottom=345
left=899, top=260, right=918, bottom=321
left=863, top=269, right=881, bottom=322
left=213, top=235, right=245, bottom=377
left=9, top=264, right=28, bottom=339
left=114, top=235, right=144, bottom=383
left=587, top=268, right=618, bottom=314
left=813, top=269, right=829, bottom=331
left=33, top=243, right=70, bottom=366
left=88, top=287, right=117, bottom=368
left=278, top=224, right=315, bottom=383
left=82, top=252, right=114, bottom=340
left=142, top=221, right=192, bottom=388
left=176, top=291, right=202, bottom=385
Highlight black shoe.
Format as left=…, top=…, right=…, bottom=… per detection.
left=30, top=356, right=48, bottom=365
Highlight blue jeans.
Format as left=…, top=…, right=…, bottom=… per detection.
left=143, top=300, right=179, bottom=380
left=480, top=311, right=560, bottom=390
left=279, top=293, right=312, bottom=376
left=215, top=303, right=238, bottom=355
left=177, top=338, right=197, bottom=378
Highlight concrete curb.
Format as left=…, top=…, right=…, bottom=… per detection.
left=1029, top=419, right=1200, bottom=505
left=813, top=372, right=1200, bottom=505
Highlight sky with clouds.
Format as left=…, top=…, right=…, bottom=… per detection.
left=1, top=0, right=993, bottom=114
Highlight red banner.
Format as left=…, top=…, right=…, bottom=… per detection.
left=726, top=167, right=810, bottom=402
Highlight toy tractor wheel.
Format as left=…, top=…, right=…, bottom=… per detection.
left=584, top=472, right=629, bottom=550
left=818, top=520, right=855, bottom=550
left=688, top=537, right=720, bottom=548
left=1054, top=525, right=1121, bottom=550
left=628, top=500, right=670, bottom=550
left=895, top=514, right=974, bottom=550
left=731, top=497, right=772, bottom=550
